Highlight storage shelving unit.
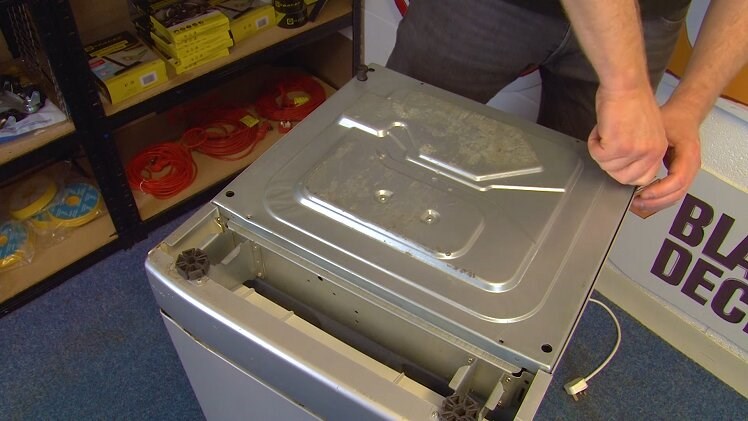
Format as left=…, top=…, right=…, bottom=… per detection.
left=0, top=0, right=361, bottom=315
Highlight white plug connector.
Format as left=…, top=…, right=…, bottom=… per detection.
left=563, top=299, right=623, bottom=402
left=564, top=377, right=589, bottom=401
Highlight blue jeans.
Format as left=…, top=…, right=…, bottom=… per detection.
left=386, top=0, right=688, bottom=140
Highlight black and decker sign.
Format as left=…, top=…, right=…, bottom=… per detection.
left=609, top=171, right=748, bottom=351
left=651, top=194, right=748, bottom=334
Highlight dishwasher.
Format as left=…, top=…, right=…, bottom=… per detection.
left=145, top=64, right=632, bottom=420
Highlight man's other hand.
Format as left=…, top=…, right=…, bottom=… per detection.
left=631, top=101, right=702, bottom=214
left=587, top=85, right=668, bottom=186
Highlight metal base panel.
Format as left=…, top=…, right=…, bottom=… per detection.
left=146, top=65, right=632, bottom=420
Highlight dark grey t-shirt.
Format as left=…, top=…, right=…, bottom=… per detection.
left=503, top=0, right=692, bottom=19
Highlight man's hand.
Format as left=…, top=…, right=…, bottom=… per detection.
left=587, top=85, right=668, bottom=186
left=631, top=101, right=702, bottom=213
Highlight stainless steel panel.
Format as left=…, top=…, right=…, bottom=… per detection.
left=213, top=64, right=632, bottom=371
left=161, top=313, right=320, bottom=421
left=147, top=246, right=442, bottom=421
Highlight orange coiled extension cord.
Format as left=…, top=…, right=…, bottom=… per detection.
left=125, top=140, right=197, bottom=200
left=255, top=75, right=326, bottom=122
left=126, top=112, right=270, bottom=198
left=193, top=118, right=271, bottom=161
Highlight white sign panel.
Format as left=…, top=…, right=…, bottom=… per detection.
left=610, top=171, right=748, bottom=351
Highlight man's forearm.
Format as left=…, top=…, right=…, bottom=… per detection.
left=559, top=0, right=650, bottom=92
left=561, top=0, right=668, bottom=187
left=669, top=0, right=748, bottom=122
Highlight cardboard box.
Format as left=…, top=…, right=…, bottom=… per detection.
left=85, top=31, right=167, bottom=104
left=215, top=0, right=275, bottom=43
left=149, top=1, right=230, bottom=45
left=158, top=47, right=231, bottom=76
left=150, top=28, right=233, bottom=60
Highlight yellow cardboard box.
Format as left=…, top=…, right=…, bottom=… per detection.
left=150, top=4, right=230, bottom=45
left=85, top=32, right=167, bottom=104
left=215, top=0, right=276, bottom=43
left=157, top=47, right=231, bottom=76
left=150, top=28, right=233, bottom=60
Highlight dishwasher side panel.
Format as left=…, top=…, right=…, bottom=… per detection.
left=162, top=313, right=320, bottom=421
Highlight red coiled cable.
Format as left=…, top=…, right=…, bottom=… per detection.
left=255, top=75, right=326, bottom=122
left=193, top=118, right=271, bottom=161
left=126, top=141, right=197, bottom=199
left=126, top=110, right=271, bottom=198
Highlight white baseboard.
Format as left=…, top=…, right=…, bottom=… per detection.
left=595, top=264, right=748, bottom=399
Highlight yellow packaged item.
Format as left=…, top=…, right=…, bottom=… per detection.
left=0, top=220, right=33, bottom=271
left=85, top=32, right=167, bottom=104
left=160, top=48, right=231, bottom=76
left=150, top=2, right=230, bottom=45
left=215, top=0, right=275, bottom=43
left=8, top=175, right=58, bottom=220
left=150, top=27, right=233, bottom=60
left=46, top=182, right=104, bottom=228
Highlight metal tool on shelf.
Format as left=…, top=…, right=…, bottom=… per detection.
left=0, top=75, right=46, bottom=128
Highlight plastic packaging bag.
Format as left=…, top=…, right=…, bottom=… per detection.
left=0, top=220, right=34, bottom=272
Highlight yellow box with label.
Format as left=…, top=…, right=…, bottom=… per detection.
left=156, top=47, right=231, bottom=77
left=150, top=5, right=230, bottom=45
left=85, top=32, right=167, bottom=104
left=215, top=0, right=275, bottom=43
left=150, top=28, right=233, bottom=60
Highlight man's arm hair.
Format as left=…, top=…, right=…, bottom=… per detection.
left=559, top=0, right=667, bottom=187
left=559, top=0, right=650, bottom=93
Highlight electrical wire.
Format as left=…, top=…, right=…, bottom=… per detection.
left=584, top=298, right=622, bottom=382
left=126, top=109, right=271, bottom=197
left=563, top=297, right=622, bottom=400
left=125, top=142, right=197, bottom=199
left=255, top=75, right=326, bottom=122
left=191, top=118, right=270, bottom=161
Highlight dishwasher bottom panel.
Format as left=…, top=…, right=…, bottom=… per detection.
left=147, top=204, right=555, bottom=420
left=154, top=261, right=551, bottom=420
left=161, top=295, right=552, bottom=421
left=162, top=312, right=320, bottom=421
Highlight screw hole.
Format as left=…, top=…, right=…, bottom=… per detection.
left=225, top=191, right=235, bottom=197
left=541, top=344, right=553, bottom=353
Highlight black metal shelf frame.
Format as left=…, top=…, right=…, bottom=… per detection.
left=0, top=132, right=78, bottom=181
left=0, top=0, right=362, bottom=316
left=26, top=0, right=143, bottom=243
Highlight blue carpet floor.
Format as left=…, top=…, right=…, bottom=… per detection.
left=1, top=210, right=746, bottom=420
